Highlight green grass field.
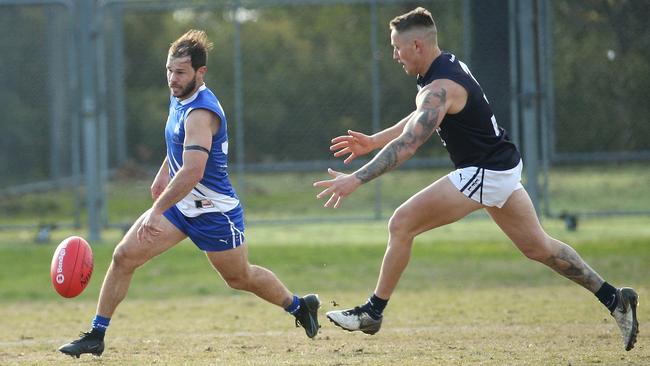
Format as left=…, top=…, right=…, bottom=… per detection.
left=1, top=164, right=649, bottom=364
left=3, top=162, right=650, bottom=225
left=1, top=216, right=649, bottom=365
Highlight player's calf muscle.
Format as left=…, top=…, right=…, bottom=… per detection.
left=545, top=243, right=603, bottom=292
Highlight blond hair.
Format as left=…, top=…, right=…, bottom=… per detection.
left=390, top=7, right=437, bottom=34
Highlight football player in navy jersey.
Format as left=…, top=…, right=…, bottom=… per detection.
left=59, top=30, right=319, bottom=359
left=315, top=7, right=637, bottom=351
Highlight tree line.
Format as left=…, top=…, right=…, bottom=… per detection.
left=1, top=1, right=648, bottom=188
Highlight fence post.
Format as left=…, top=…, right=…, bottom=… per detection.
left=78, top=0, right=102, bottom=241
left=233, top=1, right=246, bottom=202
left=112, top=3, right=128, bottom=166
left=517, top=0, right=540, bottom=213
left=370, top=0, right=382, bottom=220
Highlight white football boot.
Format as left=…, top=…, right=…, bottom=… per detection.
left=327, top=306, right=382, bottom=335
left=611, top=287, right=639, bottom=351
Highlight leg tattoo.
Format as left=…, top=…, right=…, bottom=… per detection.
left=545, top=242, right=604, bottom=292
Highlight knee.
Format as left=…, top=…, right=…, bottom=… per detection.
left=111, top=245, right=141, bottom=273
left=388, top=207, right=416, bottom=243
left=518, top=236, right=553, bottom=262
left=222, top=269, right=252, bottom=291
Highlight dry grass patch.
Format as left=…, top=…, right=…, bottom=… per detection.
left=1, top=287, right=648, bottom=365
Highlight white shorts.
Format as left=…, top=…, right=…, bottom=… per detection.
left=447, top=160, right=523, bottom=208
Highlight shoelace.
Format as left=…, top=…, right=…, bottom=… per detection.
left=343, top=305, right=383, bottom=320
left=294, top=308, right=307, bottom=328
left=71, top=332, right=93, bottom=344
left=342, top=306, right=365, bottom=316
left=294, top=307, right=318, bottom=330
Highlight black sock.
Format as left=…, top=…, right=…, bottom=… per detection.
left=595, top=282, right=618, bottom=313
left=362, top=294, right=388, bottom=320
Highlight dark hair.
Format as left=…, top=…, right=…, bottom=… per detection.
left=169, top=29, right=214, bottom=70
left=389, top=7, right=436, bottom=33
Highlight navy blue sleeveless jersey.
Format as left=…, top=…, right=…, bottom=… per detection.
left=416, top=52, right=520, bottom=170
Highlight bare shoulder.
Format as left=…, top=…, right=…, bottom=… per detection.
left=416, top=79, right=467, bottom=113
left=186, top=108, right=220, bottom=134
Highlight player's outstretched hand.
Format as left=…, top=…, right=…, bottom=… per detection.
left=313, top=168, right=362, bottom=208
left=330, top=130, right=374, bottom=164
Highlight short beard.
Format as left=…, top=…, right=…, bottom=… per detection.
left=175, top=76, right=197, bottom=99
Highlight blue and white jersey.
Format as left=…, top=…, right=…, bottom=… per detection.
left=165, top=84, right=240, bottom=217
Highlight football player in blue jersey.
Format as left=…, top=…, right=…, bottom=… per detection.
left=59, top=29, right=319, bottom=359
left=315, top=7, right=637, bottom=351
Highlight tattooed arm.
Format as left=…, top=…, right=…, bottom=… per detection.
left=355, top=83, right=449, bottom=183
left=330, top=112, right=415, bottom=164
left=314, top=80, right=466, bottom=208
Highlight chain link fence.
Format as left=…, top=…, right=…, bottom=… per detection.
left=106, top=0, right=466, bottom=227
left=0, top=1, right=83, bottom=230
left=543, top=0, right=650, bottom=223
left=1, top=0, right=649, bottom=237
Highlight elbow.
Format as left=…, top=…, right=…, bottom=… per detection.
left=182, top=166, right=205, bottom=185
left=393, top=132, right=421, bottom=161
left=189, top=169, right=205, bottom=184
left=404, top=145, right=418, bottom=160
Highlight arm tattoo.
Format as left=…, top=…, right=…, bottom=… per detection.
left=355, top=88, right=447, bottom=183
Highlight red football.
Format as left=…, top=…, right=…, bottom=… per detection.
left=50, top=236, right=94, bottom=298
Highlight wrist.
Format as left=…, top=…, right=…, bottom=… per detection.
left=353, top=171, right=369, bottom=185
left=151, top=204, right=165, bottom=216
left=368, top=134, right=380, bottom=150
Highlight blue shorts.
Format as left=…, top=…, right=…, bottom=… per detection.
left=163, top=204, right=245, bottom=252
